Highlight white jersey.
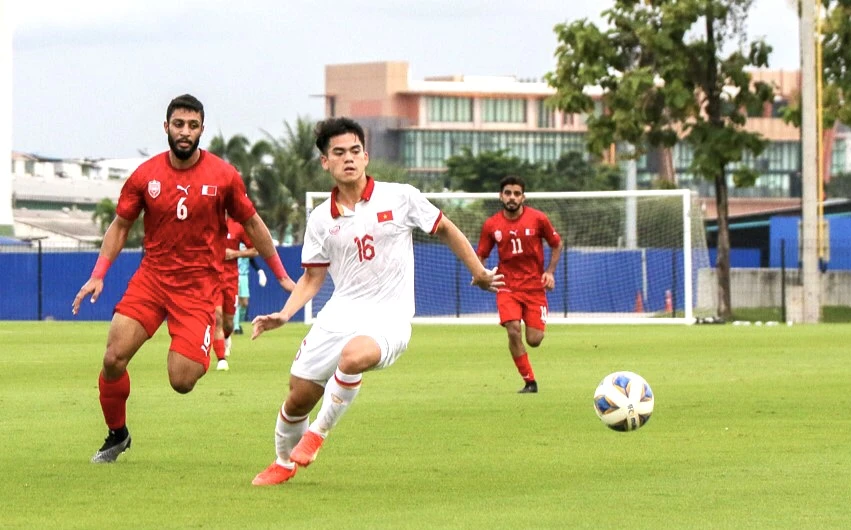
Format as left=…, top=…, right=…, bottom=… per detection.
left=303, top=178, right=442, bottom=332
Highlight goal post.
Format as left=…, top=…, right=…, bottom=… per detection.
left=304, top=189, right=711, bottom=325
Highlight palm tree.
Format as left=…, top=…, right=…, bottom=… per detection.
left=251, top=163, right=296, bottom=244
left=207, top=133, right=264, bottom=202
left=91, top=198, right=144, bottom=247
left=261, top=116, right=331, bottom=244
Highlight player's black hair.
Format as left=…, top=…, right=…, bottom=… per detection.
left=314, top=117, right=366, bottom=154
left=499, top=175, right=526, bottom=193
left=166, top=94, right=205, bottom=123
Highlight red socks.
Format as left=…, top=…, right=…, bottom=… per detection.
left=513, top=353, right=536, bottom=382
left=98, top=371, right=130, bottom=430
left=213, top=338, right=226, bottom=360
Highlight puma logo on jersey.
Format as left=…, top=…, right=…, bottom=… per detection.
left=177, top=185, right=191, bottom=195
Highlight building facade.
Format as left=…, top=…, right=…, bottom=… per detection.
left=323, top=61, right=849, bottom=214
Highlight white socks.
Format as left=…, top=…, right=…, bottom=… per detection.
left=275, top=407, right=308, bottom=468
left=310, top=368, right=363, bottom=437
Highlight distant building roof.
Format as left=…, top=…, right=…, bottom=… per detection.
left=0, top=236, right=29, bottom=246
left=13, top=208, right=102, bottom=244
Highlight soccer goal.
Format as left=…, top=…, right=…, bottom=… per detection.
left=304, top=189, right=711, bottom=325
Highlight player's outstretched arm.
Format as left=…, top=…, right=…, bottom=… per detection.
left=251, top=266, right=327, bottom=339
left=434, top=216, right=504, bottom=293
left=72, top=216, right=133, bottom=315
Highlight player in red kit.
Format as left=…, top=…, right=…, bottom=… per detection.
left=213, top=216, right=296, bottom=370
left=476, top=176, right=563, bottom=393
left=72, top=94, right=292, bottom=463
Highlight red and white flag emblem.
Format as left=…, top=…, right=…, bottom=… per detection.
left=377, top=210, right=393, bottom=222
left=147, top=180, right=161, bottom=198
left=201, top=185, right=218, bottom=196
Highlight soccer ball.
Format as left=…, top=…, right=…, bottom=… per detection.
left=593, top=371, right=654, bottom=431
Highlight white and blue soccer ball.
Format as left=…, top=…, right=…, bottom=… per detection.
left=593, top=371, right=654, bottom=431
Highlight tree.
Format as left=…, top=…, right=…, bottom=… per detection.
left=207, top=132, right=273, bottom=204
left=445, top=148, right=537, bottom=192
left=781, top=1, right=851, bottom=200
left=368, top=159, right=445, bottom=192
left=208, top=119, right=330, bottom=245
left=541, top=151, right=622, bottom=192
left=251, top=162, right=297, bottom=245
left=545, top=0, right=774, bottom=319
left=261, top=116, right=331, bottom=245
left=782, top=1, right=851, bottom=128
left=91, top=198, right=144, bottom=248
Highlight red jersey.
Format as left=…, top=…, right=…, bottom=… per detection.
left=476, top=206, right=561, bottom=293
left=222, top=216, right=254, bottom=284
left=116, top=150, right=256, bottom=279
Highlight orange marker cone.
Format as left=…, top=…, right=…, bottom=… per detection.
left=664, top=290, right=673, bottom=314
left=634, top=291, right=644, bottom=313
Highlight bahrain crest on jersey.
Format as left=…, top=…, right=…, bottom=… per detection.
left=148, top=180, right=161, bottom=198
left=494, top=230, right=502, bottom=242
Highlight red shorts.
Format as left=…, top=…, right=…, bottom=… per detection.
left=115, top=266, right=217, bottom=370
left=496, top=290, right=549, bottom=331
left=214, top=279, right=238, bottom=316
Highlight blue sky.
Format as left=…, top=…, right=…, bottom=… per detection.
left=10, top=0, right=801, bottom=159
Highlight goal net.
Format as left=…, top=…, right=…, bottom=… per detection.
left=304, top=189, right=711, bottom=324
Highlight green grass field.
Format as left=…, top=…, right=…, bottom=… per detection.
left=1, top=322, right=849, bottom=529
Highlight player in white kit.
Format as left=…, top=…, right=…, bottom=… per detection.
left=250, top=117, right=503, bottom=485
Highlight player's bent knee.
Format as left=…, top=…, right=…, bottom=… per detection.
left=526, top=331, right=545, bottom=348
left=170, top=382, right=195, bottom=394
left=169, top=375, right=199, bottom=394
left=166, top=351, right=205, bottom=394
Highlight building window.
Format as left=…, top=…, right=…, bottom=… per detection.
left=673, top=142, right=694, bottom=170
left=537, top=100, right=555, bottom=128
left=478, top=132, right=502, bottom=153
left=760, top=142, right=799, bottom=172
left=560, top=133, right=585, bottom=155
left=532, top=134, right=557, bottom=163
left=422, top=131, right=446, bottom=168
left=505, top=133, right=528, bottom=158
left=831, top=138, right=846, bottom=175
left=482, top=98, right=526, bottom=123
left=448, top=131, right=474, bottom=157
left=426, top=97, right=473, bottom=122
left=401, top=130, right=593, bottom=170
left=403, top=136, right=417, bottom=168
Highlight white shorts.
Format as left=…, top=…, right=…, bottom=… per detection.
left=290, top=322, right=412, bottom=385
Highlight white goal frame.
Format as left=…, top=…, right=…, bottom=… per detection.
left=304, top=189, right=704, bottom=325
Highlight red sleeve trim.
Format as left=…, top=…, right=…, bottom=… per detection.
left=429, top=211, right=444, bottom=235
left=303, top=262, right=330, bottom=268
